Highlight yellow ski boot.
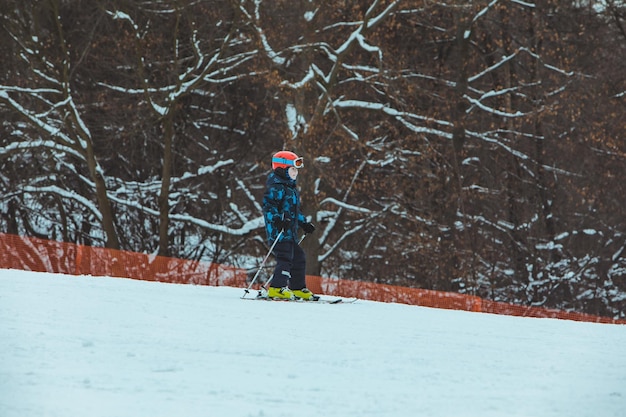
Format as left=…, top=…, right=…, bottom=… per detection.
left=292, top=288, right=316, bottom=301
left=267, top=286, right=295, bottom=300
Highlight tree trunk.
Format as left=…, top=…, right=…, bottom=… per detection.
left=85, top=142, right=120, bottom=250
left=158, top=116, right=173, bottom=257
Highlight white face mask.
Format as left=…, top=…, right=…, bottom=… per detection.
left=288, top=166, right=298, bottom=180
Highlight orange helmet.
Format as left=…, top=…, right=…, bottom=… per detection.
left=272, top=151, right=304, bottom=170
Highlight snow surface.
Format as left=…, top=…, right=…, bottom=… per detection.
left=1, top=269, right=625, bottom=417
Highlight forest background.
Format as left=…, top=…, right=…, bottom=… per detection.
left=1, top=0, right=625, bottom=318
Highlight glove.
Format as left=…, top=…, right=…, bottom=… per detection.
left=301, top=222, right=316, bottom=234
left=276, top=217, right=291, bottom=232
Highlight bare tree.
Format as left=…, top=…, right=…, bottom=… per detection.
left=1, top=1, right=120, bottom=248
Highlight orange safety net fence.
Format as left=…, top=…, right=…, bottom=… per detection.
left=1, top=233, right=624, bottom=325
left=0, top=233, right=246, bottom=287
left=307, top=276, right=626, bottom=324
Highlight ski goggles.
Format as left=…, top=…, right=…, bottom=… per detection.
left=273, top=156, right=304, bottom=169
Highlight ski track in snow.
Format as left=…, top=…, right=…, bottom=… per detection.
left=1, top=269, right=625, bottom=417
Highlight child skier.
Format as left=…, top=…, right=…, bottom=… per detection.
left=262, top=150, right=316, bottom=300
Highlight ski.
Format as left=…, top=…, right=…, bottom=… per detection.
left=241, top=294, right=357, bottom=304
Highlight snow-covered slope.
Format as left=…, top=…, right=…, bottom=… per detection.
left=1, top=269, right=625, bottom=417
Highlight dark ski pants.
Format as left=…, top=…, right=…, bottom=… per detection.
left=270, top=240, right=306, bottom=290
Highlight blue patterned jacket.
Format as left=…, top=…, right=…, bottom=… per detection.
left=262, top=171, right=306, bottom=244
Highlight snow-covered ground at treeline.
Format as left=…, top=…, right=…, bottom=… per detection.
left=1, top=268, right=625, bottom=417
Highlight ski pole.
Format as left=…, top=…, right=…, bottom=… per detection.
left=242, top=230, right=283, bottom=298
left=260, top=233, right=308, bottom=292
